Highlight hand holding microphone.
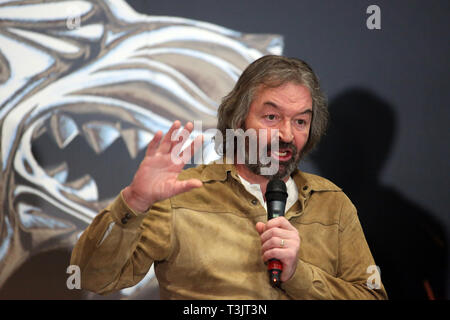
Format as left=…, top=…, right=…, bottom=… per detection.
left=256, top=179, right=301, bottom=286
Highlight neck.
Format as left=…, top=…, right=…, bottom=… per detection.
left=235, top=164, right=289, bottom=196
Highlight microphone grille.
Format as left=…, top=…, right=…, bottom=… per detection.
left=265, top=179, right=288, bottom=202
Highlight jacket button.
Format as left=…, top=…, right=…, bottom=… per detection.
left=125, top=213, right=132, bottom=219
left=251, top=199, right=258, bottom=205
left=303, top=185, right=308, bottom=191
left=121, top=217, right=128, bottom=224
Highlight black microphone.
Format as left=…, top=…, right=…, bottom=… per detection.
left=265, top=178, right=288, bottom=287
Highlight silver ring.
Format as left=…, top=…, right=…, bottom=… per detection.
left=280, top=239, right=285, bottom=247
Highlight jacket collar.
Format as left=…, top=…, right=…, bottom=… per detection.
left=200, top=161, right=233, bottom=182
left=200, top=160, right=341, bottom=193
left=199, top=161, right=342, bottom=220
left=291, top=169, right=341, bottom=193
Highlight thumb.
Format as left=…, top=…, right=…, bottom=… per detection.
left=173, top=179, right=203, bottom=195
left=255, top=222, right=266, bottom=235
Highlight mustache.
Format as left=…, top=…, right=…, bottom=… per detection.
left=266, top=141, right=298, bottom=156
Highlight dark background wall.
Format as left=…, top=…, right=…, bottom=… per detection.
left=125, top=0, right=450, bottom=298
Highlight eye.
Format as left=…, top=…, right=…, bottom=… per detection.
left=294, top=119, right=307, bottom=129
left=265, top=114, right=277, bottom=121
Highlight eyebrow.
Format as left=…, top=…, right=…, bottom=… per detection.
left=263, top=101, right=313, bottom=116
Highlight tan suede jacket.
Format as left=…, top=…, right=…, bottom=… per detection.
left=71, top=163, right=388, bottom=299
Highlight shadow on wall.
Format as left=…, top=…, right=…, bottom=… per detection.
left=311, top=88, right=447, bottom=299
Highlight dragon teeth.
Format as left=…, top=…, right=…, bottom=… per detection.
left=46, top=113, right=156, bottom=157
left=50, top=113, right=79, bottom=149
left=82, top=121, right=121, bottom=154
left=46, top=162, right=69, bottom=184
left=120, top=128, right=154, bottom=158
left=65, top=174, right=99, bottom=202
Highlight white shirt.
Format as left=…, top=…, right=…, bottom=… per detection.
left=238, top=175, right=299, bottom=214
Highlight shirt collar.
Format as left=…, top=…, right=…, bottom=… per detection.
left=238, top=174, right=299, bottom=214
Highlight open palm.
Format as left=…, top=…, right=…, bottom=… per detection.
left=123, top=121, right=203, bottom=212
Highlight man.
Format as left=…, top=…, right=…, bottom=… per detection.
left=71, top=55, right=388, bottom=299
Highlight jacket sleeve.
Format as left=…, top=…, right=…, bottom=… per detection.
left=281, top=200, right=388, bottom=300
left=70, top=192, right=173, bottom=295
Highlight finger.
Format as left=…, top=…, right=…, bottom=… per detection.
left=262, top=247, right=289, bottom=262
left=266, top=216, right=297, bottom=232
left=261, top=236, right=286, bottom=253
left=179, top=134, right=204, bottom=164
left=145, top=130, right=163, bottom=157
left=159, top=121, right=182, bottom=154
left=191, top=133, right=204, bottom=157
left=170, top=121, right=195, bottom=154
left=170, top=129, right=193, bottom=166
left=260, top=227, right=296, bottom=244
left=172, top=179, right=203, bottom=196
left=255, top=222, right=266, bottom=235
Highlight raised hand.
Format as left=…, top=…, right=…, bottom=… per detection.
left=122, top=121, right=203, bottom=212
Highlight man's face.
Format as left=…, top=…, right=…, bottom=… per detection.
left=243, top=82, right=313, bottom=179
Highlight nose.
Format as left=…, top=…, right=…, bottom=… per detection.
left=278, top=120, right=294, bottom=143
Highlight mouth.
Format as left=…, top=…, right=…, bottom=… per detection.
left=270, top=148, right=293, bottom=162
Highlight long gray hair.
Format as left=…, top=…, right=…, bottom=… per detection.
left=215, top=55, right=328, bottom=157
